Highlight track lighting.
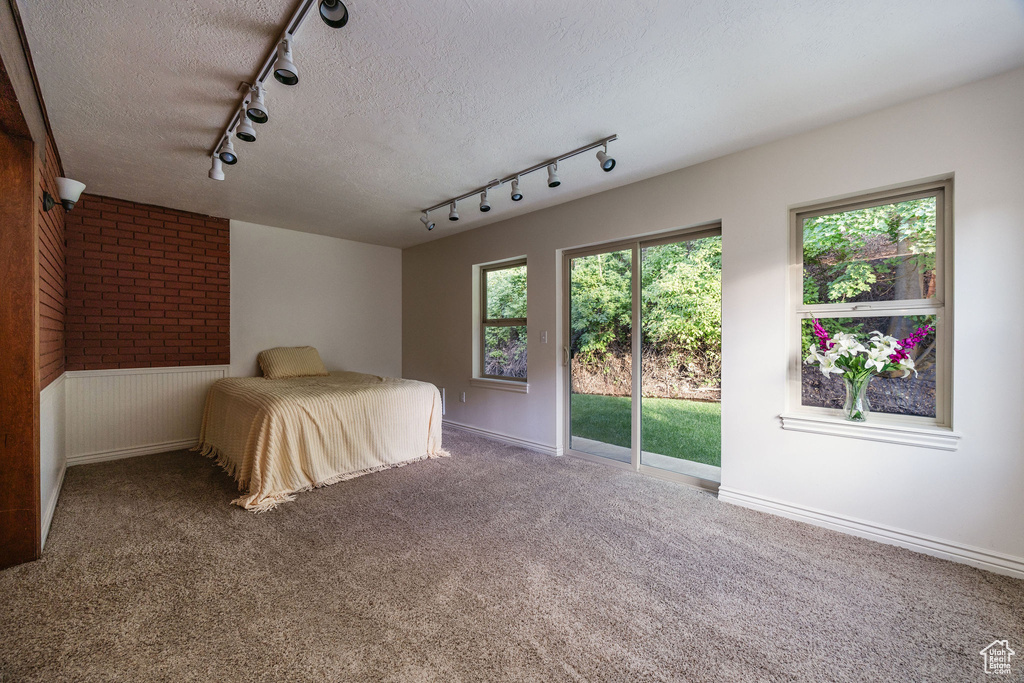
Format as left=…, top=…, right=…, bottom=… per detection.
left=207, top=1, right=352, bottom=181
left=274, top=39, right=299, bottom=86
left=420, top=212, right=435, bottom=231
left=418, top=135, right=616, bottom=230
left=247, top=86, right=269, bottom=124
left=236, top=106, right=257, bottom=142
left=218, top=137, right=238, bottom=165
left=318, top=0, right=349, bottom=28
left=547, top=163, right=560, bottom=188
left=42, top=176, right=86, bottom=211
left=209, top=156, right=225, bottom=181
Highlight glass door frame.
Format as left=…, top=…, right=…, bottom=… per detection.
left=561, top=223, right=722, bottom=493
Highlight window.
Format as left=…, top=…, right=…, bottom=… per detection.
left=480, top=259, right=527, bottom=381
left=790, top=179, right=952, bottom=429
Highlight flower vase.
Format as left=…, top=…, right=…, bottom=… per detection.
left=842, top=375, right=872, bottom=422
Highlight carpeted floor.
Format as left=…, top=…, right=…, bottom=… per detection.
left=1, top=429, right=1021, bottom=682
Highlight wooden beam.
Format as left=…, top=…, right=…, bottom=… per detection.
left=0, top=110, right=40, bottom=569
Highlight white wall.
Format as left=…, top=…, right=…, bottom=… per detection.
left=231, top=221, right=403, bottom=379
left=39, top=374, right=66, bottom=549
left=403, top=68, right=1024, bottom=573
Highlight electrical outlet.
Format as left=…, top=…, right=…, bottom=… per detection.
left=460, top=392, right=466, bottom=403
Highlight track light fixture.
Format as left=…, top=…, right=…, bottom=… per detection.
left=318, top=0, right=349, bottom=28
left=236, top=105, right=257, bottom=142
left=420, top=212, right=435, bottom=231
left=218, top=137, right=238, bottom=165
left=547, top=163, right=560, bottom=188
left=209, top=156, right=225, bottom=181
left=274, top=39, right=299, bottom=86
left=596, top=144, right=615, bottom=172
left=418, top=135, right=616, bottom=230
left=246, top=85, right=269, bottom=124
left=207, top=0, right=350, bottom=180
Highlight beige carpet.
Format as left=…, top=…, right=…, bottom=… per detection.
left=1, top=428, right=1021, bottom=682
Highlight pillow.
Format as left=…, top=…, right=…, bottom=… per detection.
left=257, top=346, right=329, bottom=379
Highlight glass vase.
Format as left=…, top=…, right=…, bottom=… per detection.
left=842, top=375, right=872, bottom=422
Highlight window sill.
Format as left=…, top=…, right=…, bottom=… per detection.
left=470, top=377, right=529, bottom=393
left=779, top=412, right=960, bottom=451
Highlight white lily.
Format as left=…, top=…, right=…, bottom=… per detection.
left=806, top=345, right=845, bottom=377
left=830, top=333, right=866, bottom=358
left=896, top=356, right=917, bottom=378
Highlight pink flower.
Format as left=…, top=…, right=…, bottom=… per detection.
left=812, top=319, right=833, bottom=351
left=890, top=324, right=934, bottom=363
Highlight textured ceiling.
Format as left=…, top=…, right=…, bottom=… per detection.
left=19, top=0, right=1024, bottom=248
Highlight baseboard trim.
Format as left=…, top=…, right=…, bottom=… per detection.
left=41, top=463, right=66, bottom=550
left=67, top=439, right=198, bottom=467
left=443, top=420, right=562, bottom=457
left=718, top=487, right=1024, bottom=579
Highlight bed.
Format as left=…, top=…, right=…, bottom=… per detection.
left=196, top=368, right=447, bottom=511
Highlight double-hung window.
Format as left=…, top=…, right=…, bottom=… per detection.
left=789, top=179, right=953, bottom=434
left=480, top=259, right=527, bottom=381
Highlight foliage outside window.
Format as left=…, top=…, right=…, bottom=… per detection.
left=481, top=261, right=527, bottom=380
left=568, top=238, right=722, bottom=400
left=794, top=181, right=950, bottom=423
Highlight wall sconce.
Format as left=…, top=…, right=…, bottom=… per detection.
left=42, top=177, right=86, bottom=212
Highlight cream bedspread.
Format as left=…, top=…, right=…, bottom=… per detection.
left=196, top=371, right=447, bottom=511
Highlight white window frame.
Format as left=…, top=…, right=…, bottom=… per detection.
left=782, top=178, right=959, bottom=449
left=471, top=257, right=528, bottom=391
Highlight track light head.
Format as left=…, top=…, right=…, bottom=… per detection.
left=246, top=86, right=268, bottom=124
left=420, top=212, right=435, bottom=231
left=448, top=202, right=459, bottom=221
left=273, top=39, right=299, bottom=86
left=218, top=137, right=238, bottom=165
left=547, top=163, right=561, bottom=188
left=209, top=156, right=225, bottom=181
left=511, top=177, right=523, bottom=201
left=318, top=0, right=349, bottom=28
left=479, top=190, right=491, bottom=212
left=596, top=147, right=615, bottom=172
left=236, top=107, right=257, bottom=142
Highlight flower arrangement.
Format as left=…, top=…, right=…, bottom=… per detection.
left=805, top=319, right=935, bottom=421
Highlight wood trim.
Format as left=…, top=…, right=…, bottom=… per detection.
left=2, top=0, right=60, bottom=164
left=0, top=0, right=46, bottom=154
left=0, top=127, right=41, bottom=568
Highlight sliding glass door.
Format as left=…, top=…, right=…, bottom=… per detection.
left=567, top=247, right=634, bottom=461
left=564, top=227, right=721, bottom=489
left=639, top=234, right=722, bottom=483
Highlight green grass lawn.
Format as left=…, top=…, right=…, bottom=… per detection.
left=570, top=393, right=721, bottom=467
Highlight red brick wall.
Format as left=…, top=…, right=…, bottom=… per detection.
left=38, top=136, right=65, bottom=388
left=64, top=194, right=229, bottom=370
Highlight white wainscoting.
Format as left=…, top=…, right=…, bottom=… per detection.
left=718, top=487, right=1024, bottom=580
left=40, top=373, right=67, bottom=549
left=66, top=365, right=229, bottom=466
